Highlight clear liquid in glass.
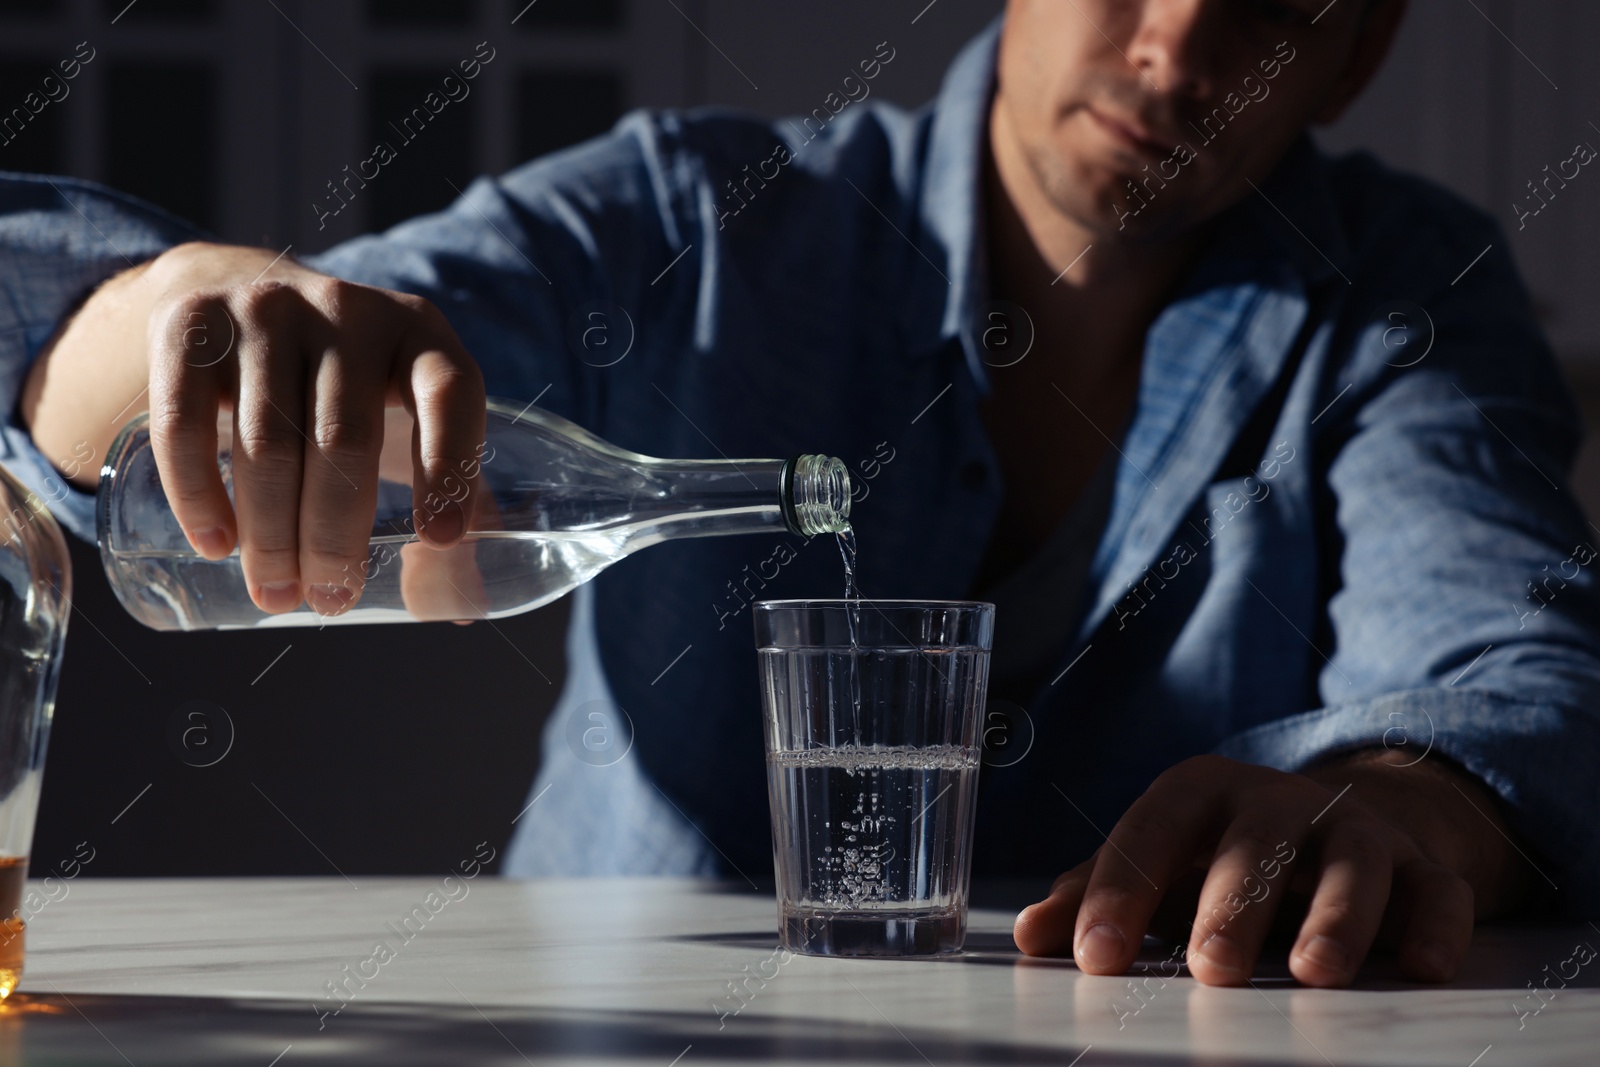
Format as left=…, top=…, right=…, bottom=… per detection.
left=769, top=743, right=980, bottom=956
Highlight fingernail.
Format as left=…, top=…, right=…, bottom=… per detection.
left=1298, top=935, right=1349, bottom=975
left=257, top=580, right=301, bottom=613
left=422, top=503, right=464, bottom=544
left=307, top=583, right=356, bottom=617
left=1416, top=941, right=1454, bottom=979
left=1199, top=933, right=1249, bottom=975
left=1076, top=922, right=1125, bottom=969
left=192, top=525, right=231, bottom=558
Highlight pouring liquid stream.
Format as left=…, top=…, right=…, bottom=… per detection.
left=836, top=525, right=863, bottom=745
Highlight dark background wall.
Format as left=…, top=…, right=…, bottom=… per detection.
left=3, top=0, right=1598, bottom=876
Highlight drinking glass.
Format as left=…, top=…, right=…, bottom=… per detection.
left=0, top=464, right=73, bottom=1000
left=754, top=599, right=994, bottom=957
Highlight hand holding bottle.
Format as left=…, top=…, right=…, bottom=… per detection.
left=23, top=240, right=487, bottom=616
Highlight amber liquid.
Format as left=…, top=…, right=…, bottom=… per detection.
left=0, top=855, right=25, bottom=1000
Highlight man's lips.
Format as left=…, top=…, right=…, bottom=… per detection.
left=1087, top=108, right=1179, bottom=159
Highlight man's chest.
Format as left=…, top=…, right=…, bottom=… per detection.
left=977, top=352, right=1141, bottom=569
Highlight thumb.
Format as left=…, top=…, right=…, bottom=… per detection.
left=398, top=328, right=485, bottom=548
left=1014, top=855, right=1097, bottom=957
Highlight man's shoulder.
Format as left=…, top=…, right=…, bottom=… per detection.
left=497, top=100, right=929, bottom=203
left=1306, top=146, right=1572, bottom=422
left=1317, top=145, right=1505, bottom=283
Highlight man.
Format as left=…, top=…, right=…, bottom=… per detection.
left=6, top=0, right=1597, bottom=988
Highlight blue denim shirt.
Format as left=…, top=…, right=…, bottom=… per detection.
left=4, top=22, right=1599, bottom=909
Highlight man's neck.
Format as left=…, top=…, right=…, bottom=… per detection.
left=969, top=98, right=1217, bottom=575
left=984, top=98, right=1207, bottom=386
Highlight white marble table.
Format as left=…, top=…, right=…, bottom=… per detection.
left=3, top=877, right=1596, bottom=1065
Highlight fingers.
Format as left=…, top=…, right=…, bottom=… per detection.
left=397, top=538, right=489, bottom=621
left=395, top=301, right=485, bottom=547
left=1187, top=824, right=1304, bottom=986
left=148, top=294, right=237, bottom=559
left=1392, top=859, right=1475, bottom=983
left=146, top=265, right=480, bottom=618
left=1284, top=819, right=1396, bottom=987
left=298, top=298, right=386, bottom=616
left=230, top=284, right=309, bottom=613
left=397, top=456, right=505, bottom=621
left=1073, top=761, right=1223, bottom=974
left=1014, top=855, right=1096, bottom=956
left=1027, top=758, right=1480, bottom=988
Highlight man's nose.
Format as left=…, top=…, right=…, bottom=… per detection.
left=1124, top=0, right=1218, bottom=102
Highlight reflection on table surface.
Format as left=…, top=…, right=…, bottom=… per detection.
left=6, top=877, right=1597, bottom=1065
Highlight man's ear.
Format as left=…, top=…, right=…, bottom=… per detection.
left=1314, top=0, right=1408, bottom=125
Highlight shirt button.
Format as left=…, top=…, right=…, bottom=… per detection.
left=959, top=461, right=988, bottom=491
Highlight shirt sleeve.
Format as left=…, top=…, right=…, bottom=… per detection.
left=0, top=173, right=206, bottom=542
left=305, top=110, right=694, bottom=438
left=1217, top=230, right=1600, bottom=913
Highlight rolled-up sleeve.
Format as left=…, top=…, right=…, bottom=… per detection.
left=1219, top=232, right=1600, bottom=912
left=0, top=173, right=204, bottom=541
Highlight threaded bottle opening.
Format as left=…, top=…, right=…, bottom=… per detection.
left=784, top=454, right=852, bottom=536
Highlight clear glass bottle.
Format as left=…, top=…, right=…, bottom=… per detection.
left=0, top=462, right=72, bottom=999
left=97, top=399, right=852, bottom=631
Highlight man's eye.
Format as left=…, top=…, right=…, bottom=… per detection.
left=1242, top=0, right=1316, bottom=26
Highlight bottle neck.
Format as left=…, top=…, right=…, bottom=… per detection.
left=626, top=454, right=851, bottom=548
left=782, top=454, right=853, bottom=537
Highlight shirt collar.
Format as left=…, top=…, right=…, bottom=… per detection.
left=908, top=19, right=1354, bottom=365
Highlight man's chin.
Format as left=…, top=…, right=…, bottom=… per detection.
left=1045, top=187, right=1206, bottom=245
left=1024, top=144, right=1218, bottom=244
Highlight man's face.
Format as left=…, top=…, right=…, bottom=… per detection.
left=994, top=0, right=1401, bottom=241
